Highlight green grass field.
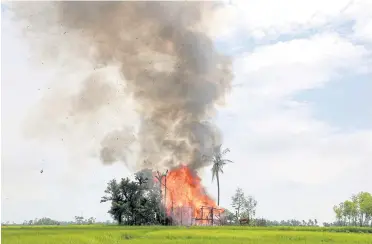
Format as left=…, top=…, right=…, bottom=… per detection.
left=2, top=225, right=372, bottom=244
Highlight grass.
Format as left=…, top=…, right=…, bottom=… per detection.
left=2, top=225, right=372, bottom=244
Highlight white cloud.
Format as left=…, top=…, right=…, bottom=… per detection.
left=237, top=0, right=349, bottom=34
left=345, top=0, right=372, bottom=43
left=231, top=33, right=370, bottom=102
left=241, top=33, right=367, bottom=71
left=216, top=0, right=349, bottom=39
left=220, top=31, right=372, bottom=184
left=220, top=99, right=372, bottom=184
left=211, top=16, right=372, bottom=221
left=218, top=0, right=372, bottom=44
left=353, top=19, right=372, bottom=43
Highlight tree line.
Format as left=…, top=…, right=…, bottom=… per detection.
left=13, top=189, right=371, bottom=227
left=332, top=192, right=372, bottom=227
left=5, top=145, right=371, bottom=227
left=2, top=217, right=113, bottom=226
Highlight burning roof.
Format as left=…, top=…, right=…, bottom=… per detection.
left=155, top=165, right=224, bottom=226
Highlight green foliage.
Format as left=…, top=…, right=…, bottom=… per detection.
left=74, top=216, right=96, bottom=225
left=231, top=187, right=245, bottom=218
left=205, top=144, right=233, bottom=206
left=101, top=169, right=165, bottom=225
left=231, top=187, right=257, bottom=224
left=210, top=145, right=233, bottom=182
left=19, top=217, right=98, bottom=226
left=22, top=217, right=60, bottom=226
left=241, top=195, right=257, bottom=220
left=333, top=191, right=372, bottom=227
left=2, top=225, right=372, bottom=244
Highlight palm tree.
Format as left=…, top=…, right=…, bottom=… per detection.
left=209, top=144, right=233, bottom=206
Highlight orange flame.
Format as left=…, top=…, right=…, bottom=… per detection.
left=155, top=165, right=223, bottom=225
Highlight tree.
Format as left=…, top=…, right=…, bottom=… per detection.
left=27, top=217, right=60, bottom=225
left=101, top=179, right=124, bottom=224
left=343, top=200, right=357, bottom=225
left=117, top=175, right=150, bottom=225
left=323, top=222, right=331, bottom=227
left=307, top=219, right=314, bottom=226
left=101, top=171, right=165, bottom=226
left=231, top=187, right=257, bottom=225
left=355, top=192, right=372, bottom=226
left=74, top=216, right=84, bottom=225
left=241, top=195, right=257, bottom=222
left=333, top=192, right=372, bottom=227
left=333, top=203, right=344, bottom=225
left=231, top=187, right=245, bottom=221
left=86, top=217, right=96, bottom=225
left=209, top=144, right=233, bottom=206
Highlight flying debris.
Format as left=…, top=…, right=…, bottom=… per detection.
left=16, top=2, right=233, bottom=171
left=40, top=169, right=43, bottom=174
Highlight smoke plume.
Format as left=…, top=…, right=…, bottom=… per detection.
left=15, top=1, right=233, bottom=171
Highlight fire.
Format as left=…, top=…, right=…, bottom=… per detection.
left=155, top=165, right=223, bottom=225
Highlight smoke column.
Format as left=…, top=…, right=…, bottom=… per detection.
left=14, top=1, right=233, bottom=171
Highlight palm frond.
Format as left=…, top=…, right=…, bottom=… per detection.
left=221, top=147, right=230, bottom=155
left=223, top=159, right=233, bottom=164
left=210, top=144, right=232, bottom=180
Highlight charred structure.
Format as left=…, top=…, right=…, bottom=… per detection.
left=154, top=165, right=224, bottom=226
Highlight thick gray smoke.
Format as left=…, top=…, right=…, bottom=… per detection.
left=15, top=2, right=233, bottom=171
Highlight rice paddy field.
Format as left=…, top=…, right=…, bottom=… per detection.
left=2, top=225, right=372, bottom=244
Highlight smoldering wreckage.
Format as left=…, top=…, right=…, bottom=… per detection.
left=15, top=2, right=235, bottom=225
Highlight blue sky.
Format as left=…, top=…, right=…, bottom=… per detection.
left=1, top=1, right=372, bottom=224
left=296, top=74, right=372, bottom=131
left=217, top=31, right=372, bottom=131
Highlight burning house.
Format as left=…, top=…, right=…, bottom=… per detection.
left=155, top=165, right=224, bottom=226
